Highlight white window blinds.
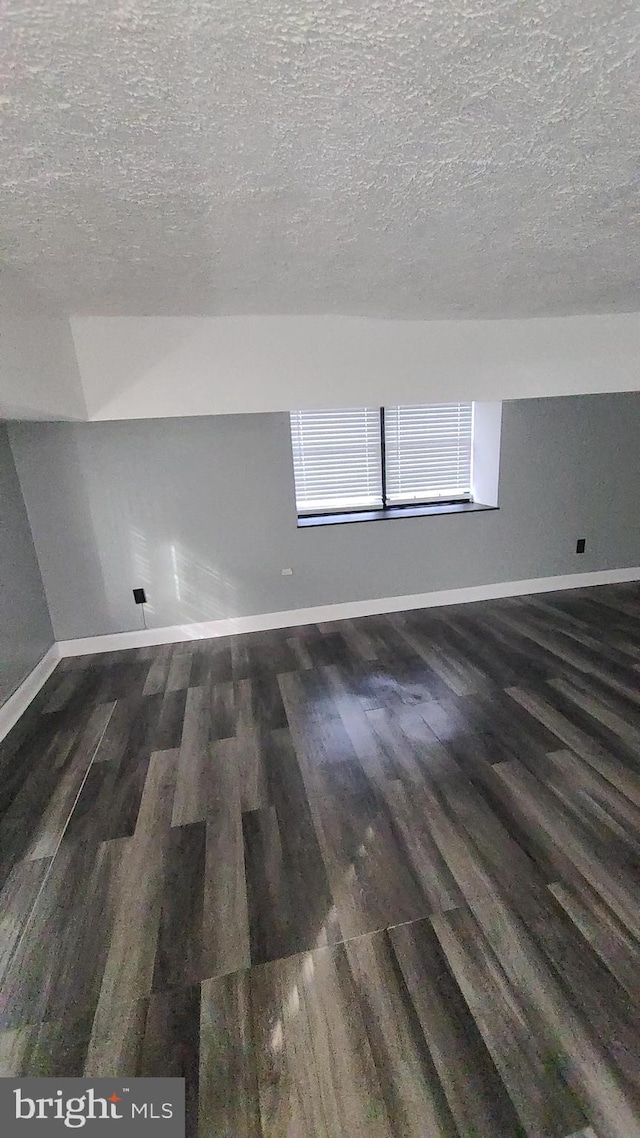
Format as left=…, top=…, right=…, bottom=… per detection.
left=383, top=403, right=473, bottom=504
left=290, top=408, right=383, bottom=513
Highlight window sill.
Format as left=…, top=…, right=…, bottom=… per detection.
left=297, top=501, right=498, bottom=528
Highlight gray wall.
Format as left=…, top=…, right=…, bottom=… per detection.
left=9, top=393, right=640, bottom=642
left=0, top=425, right=53, bottom=703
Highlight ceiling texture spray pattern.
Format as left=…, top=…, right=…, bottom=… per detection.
left=0, top=0, right=639, bottom=317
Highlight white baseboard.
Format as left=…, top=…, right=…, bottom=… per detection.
left=5, top=568, right=635, bottom=742
left=56, top=566, right=640, bottom=658
left=0, top=644, right=61, bottom=743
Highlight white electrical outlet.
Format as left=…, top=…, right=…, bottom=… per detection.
left=281, top=567, right=293, bottom=576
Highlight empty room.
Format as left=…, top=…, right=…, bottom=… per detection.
left=1, top=1, right=639, bottom=1135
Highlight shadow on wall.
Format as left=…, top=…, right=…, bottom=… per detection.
left=73, top=319, right=203, bottom=419
left=166, top=539, right=240, bottom=624
left=122, top=525, right=243, bottom=630
left=8, top=422, right=114, bottom=640
left=10, top=424, right=247, bottom=639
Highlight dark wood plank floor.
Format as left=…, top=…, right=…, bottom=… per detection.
left=2, top=583, right=640, bottom=1137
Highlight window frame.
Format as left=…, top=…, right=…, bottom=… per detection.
left=296, top=498, right=494, bottom=528
left=290, top=406, right=384, bottom=517
left=292, top=402, right=482, bottom=523
left=382, top=402, right=475, bottom=508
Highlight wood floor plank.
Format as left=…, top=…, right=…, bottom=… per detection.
left=63, top=748, right=151, bottom=844
left=200, top=971, right=262, bottom=1138
left=0, top=837, right=126, bottom=1031
left=140, top=986, right=201, bottom=1138
left=379, top=704, right=461, bottom=784
left=507, top=686, right=640, bottom=808
left=91, top=696, right=144, bottom=764
left=142, top=645, right=173, bottom=696
left=432, top=905, right=587, bottom=1137
left=390, top=916, right=524, bottom=1137
left=544, top=748, right=640, bottom=855
left=0, top=1017, right=92, bottom=1077
left=286, top=634, right=314, bottom=671
left=259, top=728, right=341, bottom=956
left=172, top=695, right=240, bottom=825
left=17, top=701, right=115, bottom=861
left=296, top=944, right=392, bottom=1137
left=380, top=779, right=462, bottom=913
left=550, top=676, right=640, bottom=750
left=209, top=680, right=236, bottom=740
left=243, top=783, right=340, bottom=964
left=344, top=930, right=458, bottom=1138
left=0, top=856, right=52, bottom=984
left=201, top=811, right=250, bottom=980
left=235, top=679, right=270, bottom=811
left=243, top=805, right=298, bottom=965
left=166, top=649, right=194, bottom=693
left=152, top=822, right=206, bottom=991
left=154, top=688, right=189, bottom=751
left=322, top=664, right=389, bottom=783
left=365, top=705, right=430, bottom=782
left=493, top=758, right=640, bottom=939
left=172, top=686, right=212, bottom=825
left=279, top=669, right=372, bottom=800
left=251, top=951, right=336, bottom=1137
left=548, top=879, right=640, bottom=1003
left=84, top=750, right=178, bottom=1074
left=532, top=891, right=640, bottom=1101
left=192, top=640, right=233, bottom=687
left=318, top=785, right=433, bottom=940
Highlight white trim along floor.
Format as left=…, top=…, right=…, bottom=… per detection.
left=2, top=565, right=639, bottom=745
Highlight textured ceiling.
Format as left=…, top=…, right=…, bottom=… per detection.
left=1, top=0, right=639, bottom=318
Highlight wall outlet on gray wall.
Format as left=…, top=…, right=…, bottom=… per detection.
left=576, top=538, right=586, bottom=554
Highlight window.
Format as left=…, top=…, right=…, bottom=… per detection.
left=383, top=403, right=473, bottom=505
left=290, top=402, right=476, bottom=518
left=290, top=407, right=383, bottom=514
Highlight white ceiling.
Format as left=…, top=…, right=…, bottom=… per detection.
left=1, top=0, right=639, bottom=319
